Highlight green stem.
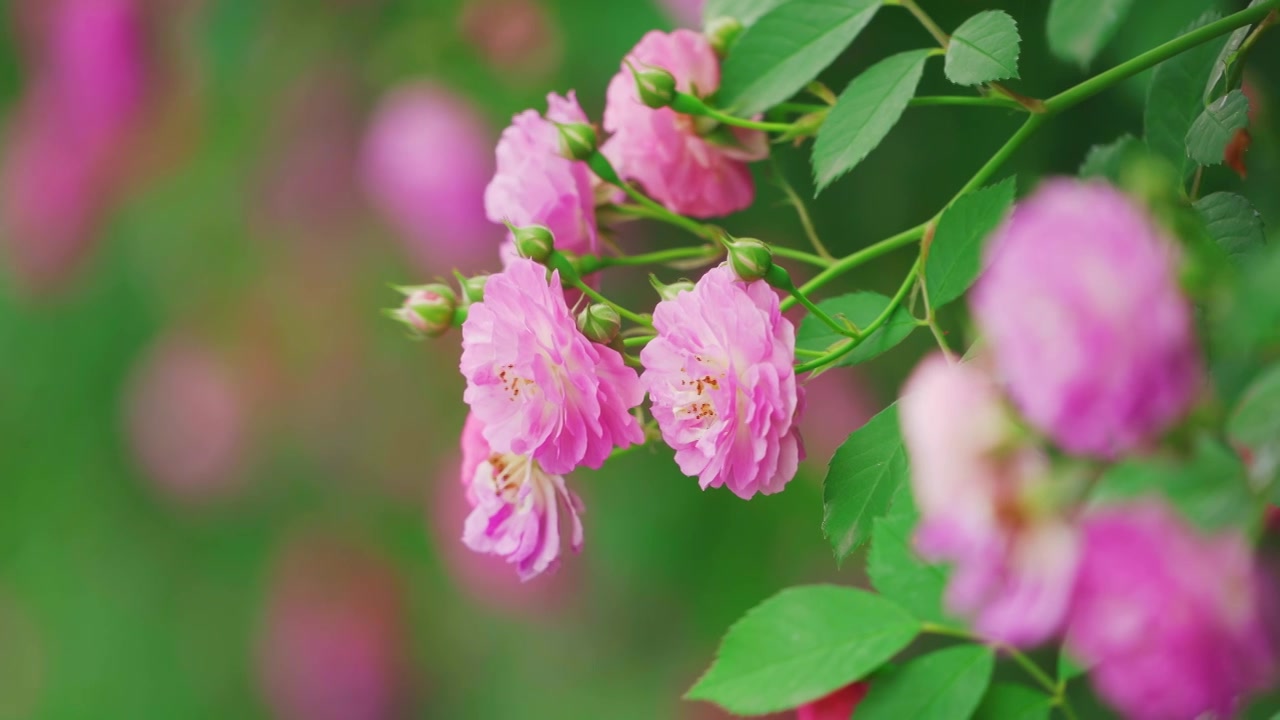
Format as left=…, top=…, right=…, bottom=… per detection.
left=582, top=244, right=720, bottom=271
left=772, top=246, right=833, bottom=268
left=889, top=0, right=950, bottom=47
left=781, top=223, right=927, bottom=312
left=622, top=335, right=654, bottom=348
left=566, top=277, right=652, bottom=327
left=920, top=623, right=1058, bottom=698
left=950, top=113, right=1046, bottom=203
left=609, top=203, right=829, bottom=269
left=697, top=103, right=797, bottom=133
left=795, top=259, right=919, bottom=373
left=909, top=95, right=1026, bottom=110
left=772, top=157, right=836, bottom=261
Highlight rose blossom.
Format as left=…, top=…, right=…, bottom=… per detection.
left=900, top=354, right=1078, bottom=646
left=460, top=257, right=644, bottom=474
left=971, top=179, right=1202, bottom=458
left=1066, top=503, right=1277, bottom=720
left=484, top=92, right=599, bottom=263
left=460, top=413, right=584, bottom=580
left=640, top=265, right=804, bottom=499
left=602, top=30, right=767, bottom=218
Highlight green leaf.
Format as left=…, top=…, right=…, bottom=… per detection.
left=1047, top=0, right=1136, bottom=68
left=686, top=586, right=919, bottom=715
left=1195, top=192, right=1266, bottom=263
left=823, top=404, right=906, bottom=562
left=1145, top=11, right=1229, bottom=179
left=924, top=177, right=1016, bottom=310
left=945, top=11, right=1021, bottom=86
left=703, top=0, right=787, bottom=26
left=868, top=486, right=955, bottom=626
left=797, top=292, right=917, bottom=367
left=1078, top=134, right=1141, bottom=181
left=855, top=645, right=995, bottom=720
left=1057, top=649, right=1091, bottom=682
left=1227, top=363, right=1280, bottom=500
left=719, top=0, right=881, bottom=116
left=1185, top=89, right=1250, bottom=166
left=1210, top=247, right=1280, bottom=405
left=813, top=49, right=933, bottom=192
left=974, top=683, right=1053, bottom=720
left=1204, top=0, right=1267, bottom=101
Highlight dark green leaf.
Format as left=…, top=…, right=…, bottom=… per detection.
left=686, top=585, right=919, bottom=715
left=813, top=49, right=933, bottom=192
left=1078, top=134, right=1141, bottom=181
left=823, top=404, right=906, bottom=562
left=1204, top=0, right=1266, bottom=101
left=1047, top=0, right=1136, bottom=68
left=1145, top=11, right=1229, bottom=179
left=1185, top=90, right=1250, bottom=166
left=855, top=645, right=995, bottom=720
left=719, top=0, right=881, bottom=115
left=945, top=11, right=1021, bottom=86
left=703, top=0, right=787, bottom=26
left=797, top=292, right=917, bottom=367
left=1227, top=363, right=1280, bottom=499
left=974, top=683, right=1053, bottom=720
left=868, top=486, right=955, bottom=626
left=924, top=176, right=1016, bottom=309
left=1195, top=192, right=1266, bottom=263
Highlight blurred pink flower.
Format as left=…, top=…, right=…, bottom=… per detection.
left=798, top=371, right=876, bottom=465
left=125, top=336, right=248, bottom=506
left=460, top=258, right=644, bottom=474
left=972, top=179, right=1202, bottom=458
left=362, top=82, right=500, bottom=275
left=658, top=0, right=705, bottom=28
left=459, top=0, right=562, bottom=80
left=602, top=30, right=766, bottom=218
left=641, top=265, right=804, bottom=499
left=485, top=92, right=599, bottom=264
left=1066, top=503, right=1277, bottom=720
left=900, top=354, right=1077, bottom=647
left=795, top=682, right=869, bottom=720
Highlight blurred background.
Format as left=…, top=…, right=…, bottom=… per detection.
left=0, top=0, right=1275, bottom=717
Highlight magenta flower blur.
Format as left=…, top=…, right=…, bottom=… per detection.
left=602, top=30, right=767, bottom=218
left=795, top=682, right=869, bottom=720
left=1066, top=503, right=1277, bottom=720
left=484, top=92, right=599, bottom=263
left=640, top=265, right=804, bottom=499
left=460, top=258, right=644, bottom=474
left=900, top=354, right=1078, bottom=647
left=971, top=179, right=1202, bottom=458
left=460, top=413, right=584, bottom=581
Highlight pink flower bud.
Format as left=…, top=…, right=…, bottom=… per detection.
left=390, top=284, right=457, bottom=339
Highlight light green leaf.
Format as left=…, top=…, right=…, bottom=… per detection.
left=686, top=585, right=919, bottom=715
left=1185, top=89, right=1250, bottom=166
left=1078, top=134, right=1141, bottom=181
left=855, top=645, right=995, bottom=720
left=1227, top=364, right=1280, bottom=501
left=945, top=11, right=1021, bottom=86
left=974, top=683, right=1053, bottom=720
left=924, top=176, right=1016, bottom=310
left=703, top=0, right=787, bottom=26
left=868, top=486, right=955, bottom=626
left=1195, top=192, right=1266, bottom=263
left=719, top=0, right=881, bottom=116
left=823, top=404, right=906, bottom=562
left=797, top=292, right=917, bottom=367
left=813, top=49, right=933, bottom=192
left=1145, top=11, right=1229, bottom=179
left=1047, top=0, right=1136, bottom=68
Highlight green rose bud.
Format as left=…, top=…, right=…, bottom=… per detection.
left=512, top=224, right=555, bottom=263
left=555, top=122, right=598, bottom=162
left=632, top=64, right=678, bottom=109
left=388, top=283, right=458, bottom=339
left=725, top=237, right=773, bottom=282
left=460, top=274, right=489, bottom=304
left=705, top=16, right=744, bottom=57
left=576, top=303, right=622, bottom=344
left=649, top=273, right=695, bottom=301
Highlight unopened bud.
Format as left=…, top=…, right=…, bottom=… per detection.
left=512, top=224, right=555, bottom=262
left=649, top=273, right=694, bottom=301
left=725, top=237, right=773, bottom=282
left=556, top=122, right=598, bottom=162
left=705, top=16, right=744, bottom=57
left=632, top=64, right=678, bottom=109
left=461, top=274, right=489, bottom=304
left=576, top=303, right=621, bottom=344
left=389, top=283, right=457, bottom=338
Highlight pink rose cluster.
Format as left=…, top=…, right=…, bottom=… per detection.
left=900, top=179, right=1276, bottom=719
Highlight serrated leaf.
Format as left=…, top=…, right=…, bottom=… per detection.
left=924, top=176, right=1016, bottom=309
left=1204, top=0, right=1266, bottom=101
left=719, top=0, right=881, bottom=116
left=703, top=0, right=787, bottom=26
left=797, top=292, right=917, bottom=367
left=1185, top=89, right=1250, bottom=166
left=945, top=11, right=1021, bottom=86
left=868, top=486, right=955, bottom=626
left=1078, top=134, right=1141, bottom=181
left=686, top=585, right=919, bottom=715
left=1047, top=0, right=1136, bottom=68
left=1227, top=364, right=1280, bottom=499
left=974, top=683, right=1053, bottom=720
left=1145, top=11, right=1229, bottom=179
left=813, top=49, right=933, bottom=192
left=823, top=404, right=906, bottom=561
left=855, top=645, right=995, bottom=720
left=1195, top=192, right=1266, bottom=263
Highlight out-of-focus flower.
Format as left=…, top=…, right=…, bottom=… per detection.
left=971, top=179, right=1202, bottom=458
left=795, top=682, right=869, bottom=720
left=603, top=30, right=766, bottom=218
left=460, top=258, right=644, bottom=474
left=485, top=93, right=599, bottom=265
left=459, top=0, right=563, bottom=81
left=798, top=371, right=876, bottom=465
left=900, top=354, right=1077, bottom=646
left=658, top=0, right=705, bottom=28
left=259, top=534, right=407, bottom=720
left=641, top=265, right=804, bottom=499
left=459, top=414, right=584, bottom=580
left=125, top=336, right=248, bottom=506
left=362, top=82, right=499, bottom=275
left=1066, top=503, right=1277, bottom=720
